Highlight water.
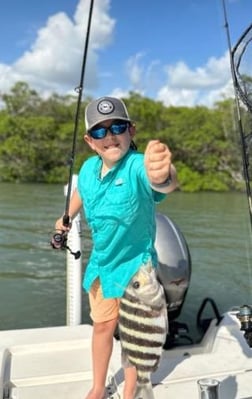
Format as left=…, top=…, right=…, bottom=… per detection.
left=1, top=183, right=252, bottom=341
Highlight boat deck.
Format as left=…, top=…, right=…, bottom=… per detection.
left=0, top=311, right=252, bottom=399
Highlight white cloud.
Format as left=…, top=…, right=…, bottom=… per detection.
left=125, top=53, right=162, bottom=97
left=109, top=87, right=130, bottom=99
left=157, top=87, right=198, bottom=107
left=0, top=0, right=115, bottom=96
left=123, top=50, right=235, bottom=107
left=166, top=54, right=230, bottom=90
left=0, top=0, right=236, bottom=108
left=157, top=52, right=234, bottom=107
left=126, top=53, right=146, bottom=93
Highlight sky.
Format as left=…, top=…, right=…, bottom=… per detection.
left=0, top=0, right=252, bottom=108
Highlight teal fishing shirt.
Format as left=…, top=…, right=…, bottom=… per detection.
left=77, top=149, right=167, bottom=298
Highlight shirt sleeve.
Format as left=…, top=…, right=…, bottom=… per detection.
left=152, top=190, right=167, bottom=203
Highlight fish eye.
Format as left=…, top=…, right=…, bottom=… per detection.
left=132, top=281, right=140, bottom=289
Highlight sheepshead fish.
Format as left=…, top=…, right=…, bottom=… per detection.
left=119, top=263, right=168, bottom=399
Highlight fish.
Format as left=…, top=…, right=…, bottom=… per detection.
left=118, top=263, right=168, bottom=399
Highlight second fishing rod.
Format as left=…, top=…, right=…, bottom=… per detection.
left=222, top=0, right=252, bottom=231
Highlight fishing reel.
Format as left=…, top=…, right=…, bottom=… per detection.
left=50, top=231, right=81, bottom=260
left=51, top=231, right=67, bottom=250
left=236, top=305, right=252, bottom=348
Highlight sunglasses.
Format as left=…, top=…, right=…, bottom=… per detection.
left=89, top=121, right=129, bottom=140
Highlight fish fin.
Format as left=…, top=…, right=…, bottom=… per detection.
left=162, top=304, right=169, bottom=334
left=160, top=285, right=169, bottom=334
left=144, top=261, right=153, bottom=273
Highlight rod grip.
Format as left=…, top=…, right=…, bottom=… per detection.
left=63, top=214, right=70, bottom=227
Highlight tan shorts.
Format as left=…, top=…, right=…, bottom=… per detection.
left=89, top=278, right=120, bottom=323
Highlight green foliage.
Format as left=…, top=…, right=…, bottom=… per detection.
left=2, top=81, right=41, bottom=116
left=0, top=81, right=250, bottom=192
left=175, top=162, right=229, bottom=192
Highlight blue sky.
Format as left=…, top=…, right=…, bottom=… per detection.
left=0, top=0, right=251, bottom=107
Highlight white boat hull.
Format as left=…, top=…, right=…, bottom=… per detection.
left=0, top=310, right=252, bottom=399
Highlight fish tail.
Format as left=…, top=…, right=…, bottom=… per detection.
left=134, top=381, right=155, bottom=399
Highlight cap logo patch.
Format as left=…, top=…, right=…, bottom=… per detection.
left=97, top=99, right=115, bottom=115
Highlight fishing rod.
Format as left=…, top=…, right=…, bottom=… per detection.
left=221, top=0, right=252, bottom=230
left=51, top=0, right=94, bottom=257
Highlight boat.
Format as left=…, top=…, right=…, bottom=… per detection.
left=1, top=3, right=252, bottom=398
left=0, top=202, right=252, bottom=399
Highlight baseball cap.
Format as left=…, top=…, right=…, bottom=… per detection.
left=85, top=96, right=131, bottom=131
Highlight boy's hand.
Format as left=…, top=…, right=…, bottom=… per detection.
left=55, top=216, right=72, bottom=233
left=144, top=140, right=172, bottom=185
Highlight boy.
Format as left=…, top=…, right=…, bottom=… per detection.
left=55, top=96, right=178, bottom=399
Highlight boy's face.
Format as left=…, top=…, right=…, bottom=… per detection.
left=84, top=119, right=135, bottom=168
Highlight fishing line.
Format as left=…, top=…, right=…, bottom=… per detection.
left=51, top=0, right=94, bottom=256
left=221, top=0, right=252, bottom=230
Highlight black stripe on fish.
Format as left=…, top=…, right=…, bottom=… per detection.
left=119, top=314, right=166, bottom=335
left=120, top=300, right=164, bottom=318
left=120, top=346, right=160, bottom=363
left=123, top=292, right=164, bottom=311
left=119, top=329, right=164, bottom=348
left=134, top=362, right=160, bottom=373
left=137, top=375, right=150, bottom=385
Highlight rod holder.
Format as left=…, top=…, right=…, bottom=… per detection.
left=197, top=378, right=220, bottom=399
left=236, top=304, right=252, bottom=348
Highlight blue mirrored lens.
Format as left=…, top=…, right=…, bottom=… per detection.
left=90, top=127, right=107, bottom=139
left=110, top=123, right=128, bottom=134
left=89, top=123, right=128, bottom=139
